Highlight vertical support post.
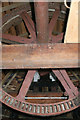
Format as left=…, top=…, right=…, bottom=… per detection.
left=34, top=1, right=49, bottom=43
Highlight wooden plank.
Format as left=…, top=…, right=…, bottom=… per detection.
left=64, top=1, right=79, bottom=43
left=4, top=72, right=18, bottom=89
left=2, top=2, right=16, bottom=35
left=2, top=3, right=27, bottom=12
left=2, top=70, right=13, bottom=85
left=1, top=43, right=80, bottom=69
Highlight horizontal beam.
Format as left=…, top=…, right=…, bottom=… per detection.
left=1, top=43, right=80, bottom=69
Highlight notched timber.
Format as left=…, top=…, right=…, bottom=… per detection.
left=1, top=43, right=80, bottom=69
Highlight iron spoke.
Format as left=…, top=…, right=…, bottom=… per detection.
left=49, top=9, right=60, bottom=37
left=52, top=70, right=75, bottom=98
left=16, top=70, right=36, bottom=101
left=20, top=11, right=36, bottom=39
left=49, top=33, right=63, bottom=43
left=1, top=33, right=36, bottom=44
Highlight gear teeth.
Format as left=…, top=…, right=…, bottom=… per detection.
left=13, top=100, right=18, bottom=108
left=45, top=106, right=49, bottom=113
left=33, top=105, right=36, bottom=113
left=17, top=101, right=21, bottom=109
left=41, top=106, right=45, bottom=114
left=54, top=105, right=57, bottom=112
left=25, top=104, right=28, bottom=111
left=65, top=102, right=70, bottom=110
left=28, top=104, right=32, bottom=112
left=1, top=3, right=80, bottom=116
left=50, top=105, right=53, bottom=113
left=61, top=103, right=66, bottom=111
left=37, top=105, right=40, bottom=113
left=6, top=97, right=11, bottom=103
left=2, top=95, right=8, bottom=102
left=9, top=98, right=14, bottom=105
left=0, top=90, right=79, bottom=116
left=21, top=103, right=25, bottom=111
left=69, top=101, right=74, bottom=108
left=57, top=104, right=61, bottom=112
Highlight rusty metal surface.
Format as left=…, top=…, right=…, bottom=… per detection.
left=0, top=69, right=80, bottom=116
left=2, top=4, right=31, bottom=24
left=60, top=70, right=78, bottom=96
left=1, top=10, right=37, bottom=44
left=53, top=70, right=78, bottom=98
left=2, top=2, right=63, bottom=44
left=0, top=89, right=79, bottom=116
left=1, top=43, right=80, bottom=69
left=1, top=33, right=36, bottom=44
left=16, top=71, right=36, bottom=101
left=34, top=2, right=49, bottom=43
left=20, top=11, right=36, bottom=41
left=1, top=2, right=80, bottom=117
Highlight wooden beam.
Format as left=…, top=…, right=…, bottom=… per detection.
left=64, top=1, right=79, bottom=43
left=1, top=43, right=80, bottom=69
left=2, top=3, right=28, bottom=12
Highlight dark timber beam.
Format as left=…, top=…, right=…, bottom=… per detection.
left=1, top=43, right=80, bottom=69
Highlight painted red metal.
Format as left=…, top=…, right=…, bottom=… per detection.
left=60, top=70, right=78, bottom=96
left=16, top=70, right=36, bottom=101
left=1, top=33, right=36, bottom=44
left=49, top=33, right=64, bottom=43
left=49, top=9, right=60, bottom=38
left=1, top=2, right=80, bottom=117
left=52, top=70, right=79, bottom=98
left=0, top=70, right=80, bottom=116
left=1, top=10, right=37, bottom=44
left=21, top=11, right=35, bottom=31
left=2, top=3, right=63, bottom=44
left=34, top=2, right=49, bottom=43
left=49, top=9, right=63, bottom=43
left=53, top=70, right=74, bottom=98
left=20, top=11, right=36, bottom=40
